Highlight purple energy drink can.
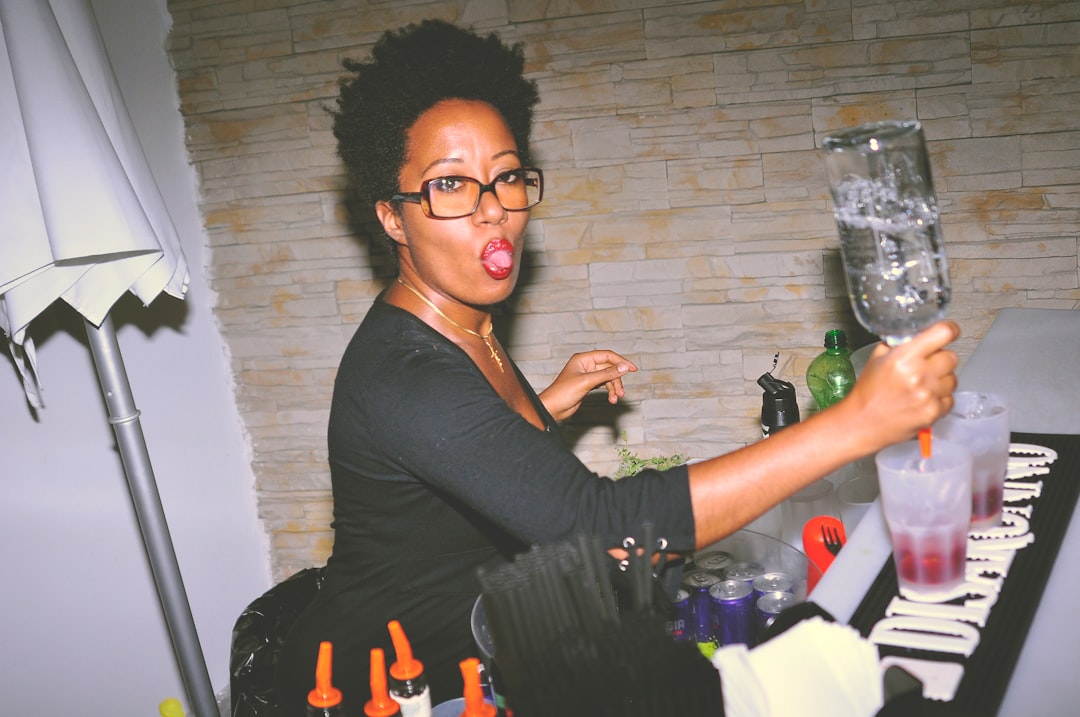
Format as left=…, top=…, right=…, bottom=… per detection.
left=751, top=572, right=794, bottom=600
left=756, top=590, right=797, bottom=641
left=681, top=570, right=723, bottom=643
left=667, top=588, right=691, bottom=641
left=694, top=550, right=735, bottom=576
left=709, top=579, right=755, bottom=646
left=724, top=561, right=765, bottom=585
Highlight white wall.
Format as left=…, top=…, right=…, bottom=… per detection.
left=0, top=1, right=271, bottom=714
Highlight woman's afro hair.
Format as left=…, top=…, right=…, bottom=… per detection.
left=331, top=19, right=540, bottom=210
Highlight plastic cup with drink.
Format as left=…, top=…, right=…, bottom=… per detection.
left=933, top=391, right=1010, bottom=531
left=875, top=438, right=972, bottom=602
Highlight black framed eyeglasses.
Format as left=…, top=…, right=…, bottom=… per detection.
left=392, top=167, right=544, bottom=219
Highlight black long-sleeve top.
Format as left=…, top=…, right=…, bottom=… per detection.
left=276, top=295, right=695, bottom=716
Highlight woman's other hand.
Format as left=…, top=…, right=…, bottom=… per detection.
left=539, top=350, right=638, bottom=422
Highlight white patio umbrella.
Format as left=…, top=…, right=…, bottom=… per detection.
left=0, top=2, right=215, bottom=715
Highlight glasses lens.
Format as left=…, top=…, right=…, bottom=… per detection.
left=426, top=177, right=481, bottom=218
left=494, top=169, right=542, bottom=211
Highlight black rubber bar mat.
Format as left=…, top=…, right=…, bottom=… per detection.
left=849, top=432, right=1080, bottom=717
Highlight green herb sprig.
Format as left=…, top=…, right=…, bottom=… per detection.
left=613, top=445, right=687, bottom=479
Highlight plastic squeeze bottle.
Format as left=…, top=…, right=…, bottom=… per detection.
left=307, top=641, right=345, bottom=717
left=458, top=658, right=496, bottom=717
left=758, top=370, right=800, bottom=437
left=806, top=329, right=856, bottom=410
left=387, top=620, right=432, bottom=717
left=365, top=648, right=403, bottom=717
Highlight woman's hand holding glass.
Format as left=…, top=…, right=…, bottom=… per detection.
left=539, top=350, right=638, bottom=422
left=840, top=321, right=960, bottom=448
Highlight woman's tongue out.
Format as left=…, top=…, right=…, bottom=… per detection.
left=481, top=238, right=514, bottom=280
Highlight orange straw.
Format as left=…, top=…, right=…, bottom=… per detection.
left=919, top=427, right=932, bottom=459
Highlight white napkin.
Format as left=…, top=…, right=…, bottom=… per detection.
left=710, top=617, right=884, bottom=717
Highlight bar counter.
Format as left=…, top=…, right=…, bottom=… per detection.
left=813, top=307, right=1080, bottom=715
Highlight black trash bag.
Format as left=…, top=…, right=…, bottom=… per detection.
left=230, top=566, right=325, bottom=717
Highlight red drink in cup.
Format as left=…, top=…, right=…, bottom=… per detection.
left=876, top=438, right=973, bottom=602
left=934, top=392, right=1010, bottom=530
left=892, top=527, right=969, bottom=588
left=972, top=481, right=1005, bottom=527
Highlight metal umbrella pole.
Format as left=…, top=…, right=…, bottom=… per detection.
left=85, top=312, right=218, bottom=717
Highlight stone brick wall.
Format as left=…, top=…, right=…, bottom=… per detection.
left=166, top=0, right=1080, bottom=580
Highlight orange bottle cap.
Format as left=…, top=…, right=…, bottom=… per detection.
left=364, top=647, right=402, bottom=717
left=387, top=620, right=425, bottom=681
left=458, top=657, right=496, bottom=717
left=307, top=641, right=343, bottom=709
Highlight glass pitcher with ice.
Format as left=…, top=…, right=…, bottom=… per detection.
left=821, top=120, right=950, bottom=346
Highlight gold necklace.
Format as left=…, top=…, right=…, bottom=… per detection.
left=396, top=278, right=504, bottom=372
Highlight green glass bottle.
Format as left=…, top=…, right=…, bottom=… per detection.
left=806, top=329, right=856, bottom=410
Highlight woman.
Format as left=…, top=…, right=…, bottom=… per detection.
left=277, top=19, right=959, bottom=715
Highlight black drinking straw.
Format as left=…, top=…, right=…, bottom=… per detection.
left=576, top=532, right=618, bottom=620
left=505, top=612, right=724, bottom=717
left=475, top=532, right=726, bottom=715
